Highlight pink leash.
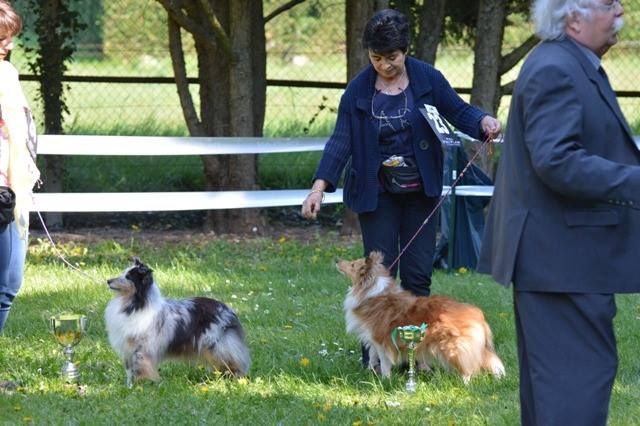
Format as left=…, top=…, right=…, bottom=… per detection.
left=388, top=136, right=495, bottom=271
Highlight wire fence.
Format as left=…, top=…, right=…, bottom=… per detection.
left=8, top=0, right=640, bottom=226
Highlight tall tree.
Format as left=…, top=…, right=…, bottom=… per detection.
left=22, top=0, right=84, bottom=228
left=468, top=0, right=537, bottom=174
left=157, top=0, right=267, bottom=234
left=409, top=0, right=536, bottom=117
left=416, top=0, right=446, bottom=65
left=340, top=0, right=387, bottom=236
left=470, top=0, right=508, bottom=115
left=403, top=0, right=537, bottom=175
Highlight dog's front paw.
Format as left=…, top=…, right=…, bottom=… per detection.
left=379, top=360, right=393, bottom=378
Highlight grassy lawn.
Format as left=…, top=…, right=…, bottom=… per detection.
left=0, top=232, right=639, bottom=425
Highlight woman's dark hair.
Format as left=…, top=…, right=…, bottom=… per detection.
left=362, top=9, right=410, bottom=54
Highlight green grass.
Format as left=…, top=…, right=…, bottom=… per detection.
left=1, top=234, right=639, bottom=425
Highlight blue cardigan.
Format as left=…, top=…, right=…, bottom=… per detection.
left=313, top=56, right=488, bottom=213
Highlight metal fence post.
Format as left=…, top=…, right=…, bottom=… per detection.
left=446, top=147, right=458, bottom=273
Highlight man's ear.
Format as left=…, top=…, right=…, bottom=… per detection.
left=565, top=12, right=583, bottom=36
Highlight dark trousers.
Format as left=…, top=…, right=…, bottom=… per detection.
left=358, top=191, right=439, bottom=365
left=513, top=290, right=618, bottom=426
left=358, top=191, right=438, bottom=296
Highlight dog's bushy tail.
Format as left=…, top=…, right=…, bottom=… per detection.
left=213, top=324, right=251, bottom=377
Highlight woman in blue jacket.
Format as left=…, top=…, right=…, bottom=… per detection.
left=301, top=8, right=500, bottom=364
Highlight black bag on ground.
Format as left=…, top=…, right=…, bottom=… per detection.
left=0, top=186, right=16, bottom=226
left=380, top=163, right=423, bottom=193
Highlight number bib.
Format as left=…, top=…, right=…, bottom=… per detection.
left=418, top=104, right=461, bottom=147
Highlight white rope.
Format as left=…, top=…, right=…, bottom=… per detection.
left=35, top=211, right=104, bottom=285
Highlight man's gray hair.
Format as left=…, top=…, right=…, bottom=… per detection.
left=532, top=0, right=595, bottom=40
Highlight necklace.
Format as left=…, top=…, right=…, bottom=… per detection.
left=376, top=68, right=407, bottom=95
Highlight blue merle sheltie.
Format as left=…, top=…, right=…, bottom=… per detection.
left=105, top=258, right=250, bottom=387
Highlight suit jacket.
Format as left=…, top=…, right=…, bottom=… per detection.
left=313, top=56, right=487, bottom=213
left=478, top=38, right=640, bottom=293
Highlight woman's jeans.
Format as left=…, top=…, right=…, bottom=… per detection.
left=0, top=222, right=27, bottom=333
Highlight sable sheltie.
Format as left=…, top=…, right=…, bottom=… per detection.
left=105, top=258, right=250, bottom=387
left=338, top=251, right=505, bottom=384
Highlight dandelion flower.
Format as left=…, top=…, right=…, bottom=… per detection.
left=300, top=357, right=311, bottom=367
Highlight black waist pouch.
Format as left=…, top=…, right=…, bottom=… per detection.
left=0, top=186, right=16, bottom=227
left=381, top=165, right=423, bottom=193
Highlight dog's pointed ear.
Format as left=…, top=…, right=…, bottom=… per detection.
left=131, top=257, right=153, bottom=274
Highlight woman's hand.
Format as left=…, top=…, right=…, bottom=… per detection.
left=481, top=115, right=502, bottom=140
left=301, top=180, right=327, bottom=220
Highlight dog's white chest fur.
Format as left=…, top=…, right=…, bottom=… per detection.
left=343, top=276, right=392, bottom=344
left=104, top=287, right=165, bottom=358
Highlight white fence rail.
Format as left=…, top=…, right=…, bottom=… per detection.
left=33, top=135, right=340, bottom=213
left=33, top=134, right=640, bottom=213
left=34, top=135, right=502, bottom=213
left=32, top=135, right=494, bottom=213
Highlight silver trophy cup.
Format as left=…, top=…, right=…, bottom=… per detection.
left=50, top=313, right=87, bottom=383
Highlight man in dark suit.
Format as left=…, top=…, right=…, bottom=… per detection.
left=478, top=1, right=631, bottom=425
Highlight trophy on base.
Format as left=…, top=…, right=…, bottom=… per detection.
left=50, top=313, right=87, bottom=383
left=393, top=323, right=428, bottom=393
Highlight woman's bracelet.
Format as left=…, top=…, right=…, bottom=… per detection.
left=308, top=189, right=325, bottom=202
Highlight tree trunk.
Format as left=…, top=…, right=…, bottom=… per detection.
left=160, top=0, right=266, bottom=234
left=470, top=0, right=506, bottom=116
left=346, top=0, right=376, bottom=76
left=340, top=0, right=388, bottom=236
left=222, top=0, right=266, bottom=234
left=416, top=0, right=447, bottom=65
left=40, top=0, right=66, bottom=229
left=340, top=0, right=390, bottom=236
left=469, top=0, right=507, bottom=176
